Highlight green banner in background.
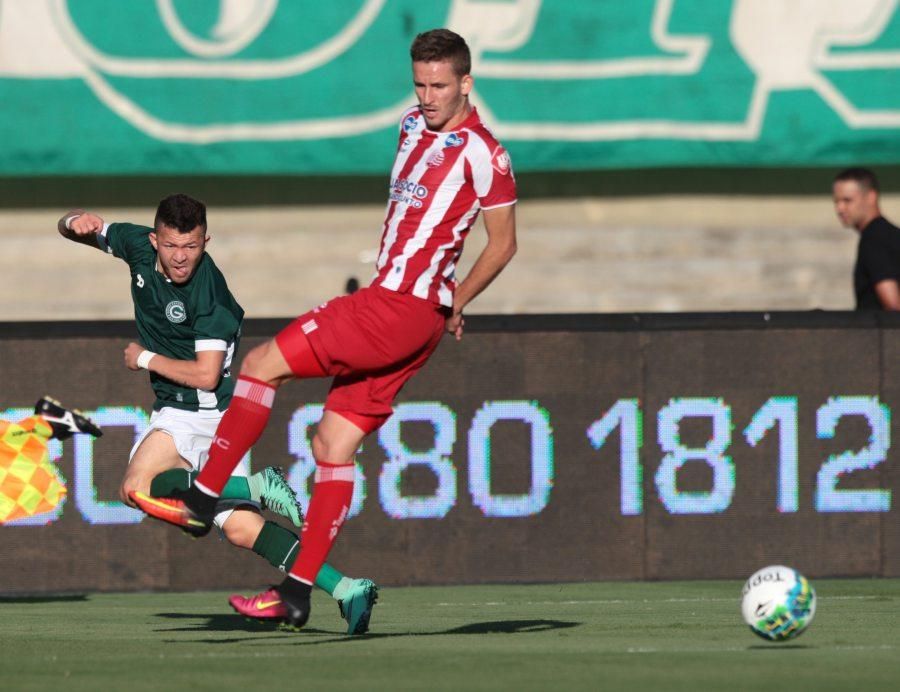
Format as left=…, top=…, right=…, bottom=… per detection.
left=0, top=0, right=898, bottom=175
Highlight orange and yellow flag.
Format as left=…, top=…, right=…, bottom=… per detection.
left=0, top=416, right=67, bottom=524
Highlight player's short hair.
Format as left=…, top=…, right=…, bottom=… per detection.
left=154, top=193, right=207, bottom=233
left=410, top=29, right=471, bottom=77
left=834, top=167, right=880, bottom=194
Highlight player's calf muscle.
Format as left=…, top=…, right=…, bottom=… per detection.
left=123, top=431, right=189, bottom=502
left=221, top=510, right=264, bottom=549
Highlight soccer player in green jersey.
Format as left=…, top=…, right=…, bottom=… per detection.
left=57, top=194, right=377, bottom=634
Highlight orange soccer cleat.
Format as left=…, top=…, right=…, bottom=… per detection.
left=129, top=490, right=212, bottom=537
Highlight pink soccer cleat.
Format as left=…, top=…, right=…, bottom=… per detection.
left=229, top=587, right=287, bottom=621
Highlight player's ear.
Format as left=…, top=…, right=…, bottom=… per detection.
left=148, top=232, right=158, bottom=250
left=461, top=74, right=473, bottom=96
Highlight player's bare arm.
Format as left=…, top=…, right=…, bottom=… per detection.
left=447, top=204, right=517, bottom=340
left=874, top=279, right=900, bottom=310
left=123, top=342, right=226, bottom=391
left=57, top=209, right=106, bottom=249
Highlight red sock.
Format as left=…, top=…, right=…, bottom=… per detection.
left=194, top=376, right=275, bottom=496
left=288, top=462, right=355, bottom=584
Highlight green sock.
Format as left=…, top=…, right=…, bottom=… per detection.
left=316, top=563, right=346, bottom=598
left=251, top=521, right=346, bottom=599
left=149, top=468, right=192, bottom=496
left=149, top=469, right=252, bottom=500
left=252, top=520, right=300, bottom=572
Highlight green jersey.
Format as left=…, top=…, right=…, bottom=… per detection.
left=100, top=222, right=244, bottom=412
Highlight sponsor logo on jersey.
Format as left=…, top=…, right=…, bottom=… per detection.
left=400, top=135, right=413, bottom=151
left=165, top=300, right=187, bottom=323
left=491, top=146, right=511, bottom=175
left=388, top=177, right=429, bottom=208
left=402, top=115, right=418, bottom=133
left=444, top=133, right=464, bottom=148
left=426, top=149, right=445, bottom=168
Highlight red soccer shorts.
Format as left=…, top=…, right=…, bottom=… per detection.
left=275, top=285, right=447, bottom=432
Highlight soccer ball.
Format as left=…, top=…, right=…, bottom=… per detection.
left=740, top=565, right=816, bottom=641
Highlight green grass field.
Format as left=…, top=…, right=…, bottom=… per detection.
left=1, top=579, right=898, bottom=691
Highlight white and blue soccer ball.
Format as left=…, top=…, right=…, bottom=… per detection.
left=740, top=565, right=817, bottom=641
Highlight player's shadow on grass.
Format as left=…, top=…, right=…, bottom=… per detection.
left=155, top=611, right=332, bottom=635
left=156, top=613, right=578, bottom=644
left=444, top=620, right=578, bottom=635
left=0, top=594, right=88, bottom=603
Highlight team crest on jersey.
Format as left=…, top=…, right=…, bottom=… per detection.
left=491, top=146, right=511, bottom=175
left=165, top=300, right=187, bottom=323
left=444, top=133, right=464, bottom=148
left=426, top=149, right=445, bottom=168
left=402, top=114, right=417, bottom=132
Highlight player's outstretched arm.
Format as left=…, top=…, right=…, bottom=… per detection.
left=447, top=204, right=517, bottom=340
left=124, top=342, right=226, bottom=391
left=57, top=210, right=106, bottom=250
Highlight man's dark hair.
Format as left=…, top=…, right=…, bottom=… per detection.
left=410, top=29, right=471, bottom=77
left=834, top=167, right=880, bottom=194
left=154, top=193, right=207, bottom=233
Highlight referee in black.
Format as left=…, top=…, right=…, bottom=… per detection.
left=833, top=168, right=900, bottom=310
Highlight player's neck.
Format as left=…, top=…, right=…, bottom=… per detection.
left=858, top=209, right=882, bottom=232
left=435, top=102, right=472, bottom=133
left=155, top=258, right=172, bottom=283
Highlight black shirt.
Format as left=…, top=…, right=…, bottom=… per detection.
left=854, top=216, right=900, bottom=310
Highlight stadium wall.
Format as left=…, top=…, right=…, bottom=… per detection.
left=1, top=313, right=899, bottom=594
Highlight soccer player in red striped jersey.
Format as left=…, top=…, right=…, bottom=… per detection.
left=133, top=28, right=518, bottom=629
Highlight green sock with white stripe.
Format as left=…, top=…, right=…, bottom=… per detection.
left=251, top=521, right=346, bottom=599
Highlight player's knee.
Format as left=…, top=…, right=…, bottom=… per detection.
left=311, top=431, right=331, bottom=462
left=238, top=341, right=287, bottom=387
left=238, top=343, right=268, bottom=378
left=311, top=432, right=355, bottom=465
left=221, top=515, right=259, bottom=549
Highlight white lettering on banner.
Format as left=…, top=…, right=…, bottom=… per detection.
left=0, top=0, right=894, bottom=143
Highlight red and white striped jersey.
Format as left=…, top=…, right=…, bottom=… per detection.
left=373, top=106, right=517, bottom=307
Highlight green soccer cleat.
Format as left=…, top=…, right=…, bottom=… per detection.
left=338, top=578, right=379, bottom=635
left=252, top=466, right=303, bottom=527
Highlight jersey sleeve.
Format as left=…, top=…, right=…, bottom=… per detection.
left=192, top=280, right=241, bottom=352
left=193, top=306, right=239, bottom=351
left=467, top=134, right=517, bottom=210
left=100, top=223, right=154, bottom=265
left=859, top=227, right=900, bottom=284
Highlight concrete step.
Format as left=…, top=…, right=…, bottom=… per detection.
left=2, top=195, right=896, bottom=321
